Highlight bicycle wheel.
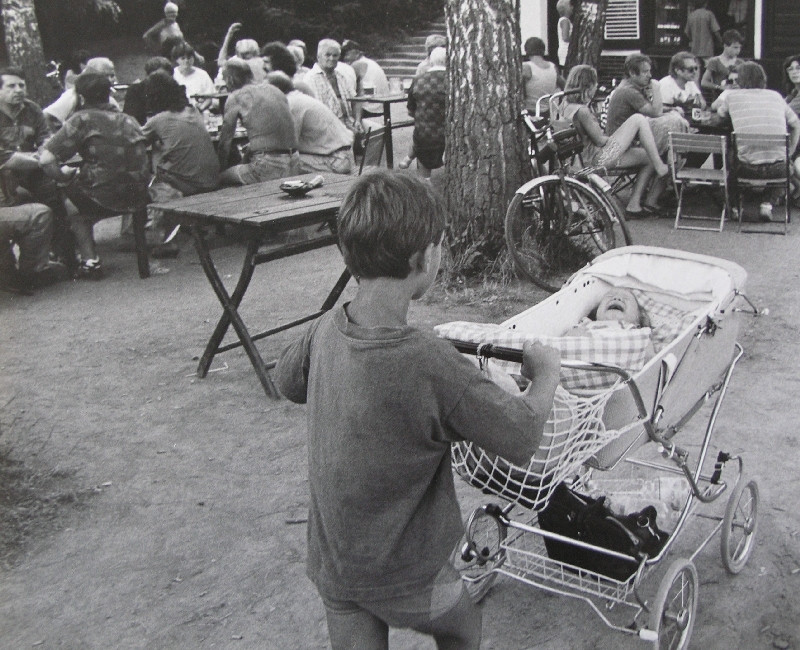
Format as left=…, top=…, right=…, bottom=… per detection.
left=505, top=175, right=617, bottom=292
left=580, top=172, right=634, bottom=247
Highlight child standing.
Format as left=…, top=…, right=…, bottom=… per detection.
left=275, top=170, right=561, bottom=648
left=556, top=0, right=573, bottom=68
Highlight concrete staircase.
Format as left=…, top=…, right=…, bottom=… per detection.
left=373, top=19, right=446, bottom=80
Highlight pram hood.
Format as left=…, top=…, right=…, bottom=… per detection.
left=568, top=246, right=747, bottom=306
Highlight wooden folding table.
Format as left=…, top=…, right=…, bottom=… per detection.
left=149, top=174, right=356, bottom=397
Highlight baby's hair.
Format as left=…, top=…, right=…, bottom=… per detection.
left=338, top=170, right=447, bottom=280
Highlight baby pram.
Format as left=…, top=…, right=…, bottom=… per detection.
left=435, top=246, right=761, bottom=649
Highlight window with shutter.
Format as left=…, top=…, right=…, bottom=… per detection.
left=604, top=0, right=640, bottom=41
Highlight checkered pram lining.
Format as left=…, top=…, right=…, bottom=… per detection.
left=435, top=321, right=653, bottom=392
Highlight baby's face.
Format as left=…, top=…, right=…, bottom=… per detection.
left=595, top=289, right=640, bottom=325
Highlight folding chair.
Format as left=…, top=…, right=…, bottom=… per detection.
left=357, top=125, right=387, bottom=175
left=668, top=132, right=730, bottom=232
left=731, top=132, right=791, bottom=235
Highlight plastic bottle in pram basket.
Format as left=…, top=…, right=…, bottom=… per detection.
left=585, top=476, right=689, bottom=530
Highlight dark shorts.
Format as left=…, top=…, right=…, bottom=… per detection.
left=737, top=161, right=787, bottom=179
left=414, top=144, right=445, bottom=171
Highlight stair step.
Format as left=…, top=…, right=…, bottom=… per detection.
left=363, top=16, right=445, bottom=79
left=377, top=56, right=422, bottom=64
left=381, top=67, right=419, bottom=78
left=385, top=44, right=429, bottom=54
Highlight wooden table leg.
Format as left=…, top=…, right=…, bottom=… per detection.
left=132, top=207, right=150, bottom=278
left=383, top=101, right=394, bottom=168
left=191, top=225, right=279, bottom=398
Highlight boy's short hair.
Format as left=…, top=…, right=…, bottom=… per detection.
left=338, top=170, right=447, bottom=280
left=75, top=72, right=112, bottom=104
left=736, top=61, right=767, bottom=89
left=722, top=29, right=744, bottom=46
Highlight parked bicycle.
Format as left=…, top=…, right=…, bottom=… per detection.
left=505, top=91, right=632, bottom=292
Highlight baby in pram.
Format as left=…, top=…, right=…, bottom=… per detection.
left=565, top=288, right=650, bottom=334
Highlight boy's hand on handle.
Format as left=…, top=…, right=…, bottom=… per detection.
left=521, top=340, right=561, bottom=384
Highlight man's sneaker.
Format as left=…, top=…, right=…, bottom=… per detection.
left=75, top=258, right=103, bottom=280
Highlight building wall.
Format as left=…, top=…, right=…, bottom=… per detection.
left=520, top=0, right=549, bottom=55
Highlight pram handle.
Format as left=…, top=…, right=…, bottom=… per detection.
left=449, top=339, right=634, bottom=381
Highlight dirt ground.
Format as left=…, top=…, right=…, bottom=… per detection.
left=1, top=190, right=800, bottom=649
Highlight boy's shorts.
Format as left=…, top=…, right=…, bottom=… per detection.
left=320, top=561, right=467, bottom=630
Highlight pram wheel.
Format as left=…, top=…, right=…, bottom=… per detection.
left=649, top=558, right=698, bottom=650
left=720, top=474, right=759, bottom=574
left=451, top=505, right=507, bottom=603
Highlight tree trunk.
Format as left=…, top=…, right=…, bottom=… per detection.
left=566, top=0, right=610, bottom=70
left=1, top=0, right=55, bottom=106
left=444, top=0, right=528, bottom=276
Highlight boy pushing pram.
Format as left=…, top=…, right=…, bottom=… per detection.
left=275, top=170, right=561, bottom=648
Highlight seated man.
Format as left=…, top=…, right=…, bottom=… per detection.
left=713, top=61, right=800, bottom=220
left=658, top=51, right=706, bottom=109
left=340, top=39, right=389, bottom=118
left=0, top=204, right=65, bottom=293
left=123, top=56, right=174, bottom=125
left=217, top=59, right=298, bottom=185
left=606, top=53, right=688, bottom=213
left=0, top=66, right=71, bottom=266
left=44, top=57, right=120, bottom=131
left=266, top=71, right=354, bottom=175
left=39, top=73, right=150, bottom=279
left=304, top=39, right=362, bottom=136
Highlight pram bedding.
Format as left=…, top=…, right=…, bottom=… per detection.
left=438, top=247, right=747, bottom=508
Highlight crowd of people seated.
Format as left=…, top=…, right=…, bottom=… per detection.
left=7, top=0, right=800, bottom=294
left=536, top=18, right=800, bottom=222
left=1, top=1, right=422, bottom=294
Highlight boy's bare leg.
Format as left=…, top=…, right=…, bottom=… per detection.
left=413, top=589, right=482, bottom=650
left=325, top=606, right=389, bottom=650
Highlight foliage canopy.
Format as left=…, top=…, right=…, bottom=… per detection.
left=31, top=0, right=443, bottom=59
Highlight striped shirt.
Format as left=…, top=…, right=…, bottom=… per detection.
left=718, top=89, right=800, bottom=165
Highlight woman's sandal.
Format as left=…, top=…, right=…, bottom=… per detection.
left=641, top=203, right=670, bottom=218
